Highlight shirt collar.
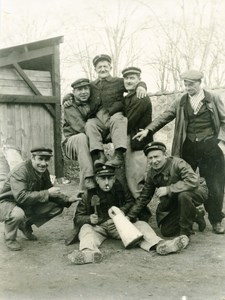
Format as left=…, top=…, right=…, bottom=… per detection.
left=188, top=88, right=204, bottom=100
left=95, top=75, right=113, bottom=84
left=151, top=157, right=171, bottom=178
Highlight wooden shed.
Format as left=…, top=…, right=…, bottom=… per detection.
left=0, top=36, right=64, bottom=177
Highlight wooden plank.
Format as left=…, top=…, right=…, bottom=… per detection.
left=0, top=68, right=51, bottom=80
left=0, top=46, right=54, bottom=67
left=0, top=95, right=57, bottom=104
left=0, top=79, right=52, bottom=89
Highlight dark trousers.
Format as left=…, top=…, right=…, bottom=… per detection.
left=158, top=188, right=207, bottom=237
left=182, top=137, right=225, bottom=224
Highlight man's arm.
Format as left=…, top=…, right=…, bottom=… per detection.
left=74, top=193, right=93, bottom=228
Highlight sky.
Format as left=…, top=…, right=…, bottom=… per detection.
left=0, top=0, right=225, bottom=93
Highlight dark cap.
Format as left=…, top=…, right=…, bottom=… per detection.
left=95, top=163, right=115, bottom=177
left=71, top=78, right=90, bottom=89
left=143, top=142, right=167, bottom=156
left=31, top=147, right=53, bottom=156
left=180, top=70, right=204, bottom=82
left=93, top=54, right=111, bottom=67
left=122, top=66, right=141, bottom=77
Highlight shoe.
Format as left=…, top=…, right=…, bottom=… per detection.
left=19, top=223, right=38, bottom=241
left=68, top=250, right=103, bottom=264
left=5, top=239, right=22, bottom=251
left=93, top=151, right=107, bottom=168
left=212, top=222, right=225, bottom=234
left=156, top=235, right=189, bottom=255
left=195, top=209, right=206, bottom=232
left=84, top=177, right=96, bottom=190
left=105, top=149, right=124, bottom=168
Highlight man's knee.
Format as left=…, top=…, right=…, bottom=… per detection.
left=69, top=133, right=88, bottom=144
left=110, top=112, right=127, bottom=124
left=10, top=206, right=25, bottom=223
left=177, top=191, right=192, bottom=204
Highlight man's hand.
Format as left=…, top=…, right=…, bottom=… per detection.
left=155, top=187, right=168, bottom=198
left=132, top=129, right=149, bottom=141
left=48, top=187, right=61, bottom=198
left=90, top=213, right=98, bottom=225
left=136, top=86, right=147, bottom=99
left=63, top=93, right=74, bottom=108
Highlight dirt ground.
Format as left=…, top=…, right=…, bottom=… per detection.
left=0, top=181, right=225, bottom=300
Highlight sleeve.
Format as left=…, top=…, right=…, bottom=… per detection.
left=74, top=193, right=92, bottom=228
left=10, top=170, right=49, bottom=206
left=126, top=173, right=156, bottom=220
left=214, top=94, right=225, bottom=142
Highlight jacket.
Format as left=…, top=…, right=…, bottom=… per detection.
left=127, top=156, right=207, bottom=219
left=146, top=90, right=225, bottom=157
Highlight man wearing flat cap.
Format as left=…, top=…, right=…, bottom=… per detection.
left=121, top=66, right=153, bottom=199
left=0, top=147, right=79, bottom=251
left=127, top=141, right=208, bottom=239
left=67, top=162, right=189, bottom=265
left=85, top=54, right=147, bottom=168
left=62, top=78, right=95, bottom=190
left=133, top=69, right=225, bottom=234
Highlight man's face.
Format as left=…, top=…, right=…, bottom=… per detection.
left=184, top=80, right=201, bottom=96
left=95, top=60, right=112, bottom=79
left=96, top=175, right=115, bottom=192
left=31, top=155, right=51, bottom=173
left=124, top=74, right=140, bottom=91
left=147, top=150, right=166, bottom=170
left=73, top=86, right=90, bottom=102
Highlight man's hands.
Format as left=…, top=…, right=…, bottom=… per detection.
left=90, top=213, right=98, bottom=225
left=48, top=187, right=61, bottom=198
left=63, top=93, right=74, bottom=108
left=136, top=86, right=147, bottom=98
left=155, top=187, right=168, bottom=198
left=132, top=129, right=149, bottom=141
left=68, top=191, right=84, bottom=203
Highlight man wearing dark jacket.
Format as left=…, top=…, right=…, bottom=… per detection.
left=134, top=70, right=225, bottom=234
left=0, top=147, right=78, bottom=251
left=67, top=163, right=189, bottom=265
left=127, top=142, right=208, bottom=238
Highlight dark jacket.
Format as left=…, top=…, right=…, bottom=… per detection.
left=127, top=156, right=208, bottom=220
left=146, top=90, right=225, bottom=157
left=124, top=90, right=153, bottom=150
left=74, top=180, right=135, bottom=229
left=0, top=160, right=70, bottom=209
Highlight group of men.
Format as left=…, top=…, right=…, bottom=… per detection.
left=0, top=54, right=224, bottom=265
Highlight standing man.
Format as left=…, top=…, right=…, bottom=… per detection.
left=62, top=78, right=95, bottom=190
left=67, top=163, right=189, bottom=265
left=85, top=54, right=147, bottom=168
left=122, top=66, right=153, bottom=198
left=0, top=147, right=79, bottom=251
left=127, top=142, right=208, bottom=238
left=134, top=70, right=225, bottom=234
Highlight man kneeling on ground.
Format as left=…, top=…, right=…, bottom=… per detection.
left=67, top=163, right=189, bottom=265
left=0, top=147, right=79, bottom=251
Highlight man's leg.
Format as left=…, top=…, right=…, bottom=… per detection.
left=65, top=133, right=95, bottom=190
left=68, top=224, right=106, bottom=264
left=4, top=205, right=25, bottom=251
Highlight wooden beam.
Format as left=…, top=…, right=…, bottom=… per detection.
left=0, top=46, right=54, bottom=67
left=0, top=94, right=57, bottom=104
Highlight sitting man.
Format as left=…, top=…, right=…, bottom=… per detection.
left=0, top=147, right=79, bottom=251
left=67, top=163, right=189, bottom=265
left=127, top=142, right=208, bottom=238
left=62, top=78, right=95, bottom=190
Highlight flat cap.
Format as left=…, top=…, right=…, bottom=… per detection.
left=71, top=78, right=90, bottom=89
left=93, top=54, right=111, bottom=67
left=122, top=66, right=141, bottom=77
left=31, top=147, right=53, bottom=156
left=180, top=70, right=204, bottom=82
left=95, top=163, right=115, bottom=177
left=143, top=141, right=166, bottom=156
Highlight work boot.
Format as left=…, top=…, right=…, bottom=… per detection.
left=84, top=177, right=96, bottom=190
left=105, top=148, right=124, bottom=168
left=68, top=249, right=103, bottom=264
left=5, top=239, right=22, bottom=251
left=212, top=222, right=225, bottom=234
left=93, top=151, right=107, bottom=168
left=195, top=208, right=206, bottom=232
left=19, top=223, right=37, bottom=241
left=156, top=235, right=189, bottom=255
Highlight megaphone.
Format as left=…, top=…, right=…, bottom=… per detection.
left=108, top=206, right=143, bottom=249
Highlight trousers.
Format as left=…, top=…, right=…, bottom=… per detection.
left=85, top=110, right=127, bottom=152
left=78, top=219, right=162, bottom=252
left=64, top=133, right=94, bottom=190
left=182, top=137, right=225, bottom=224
